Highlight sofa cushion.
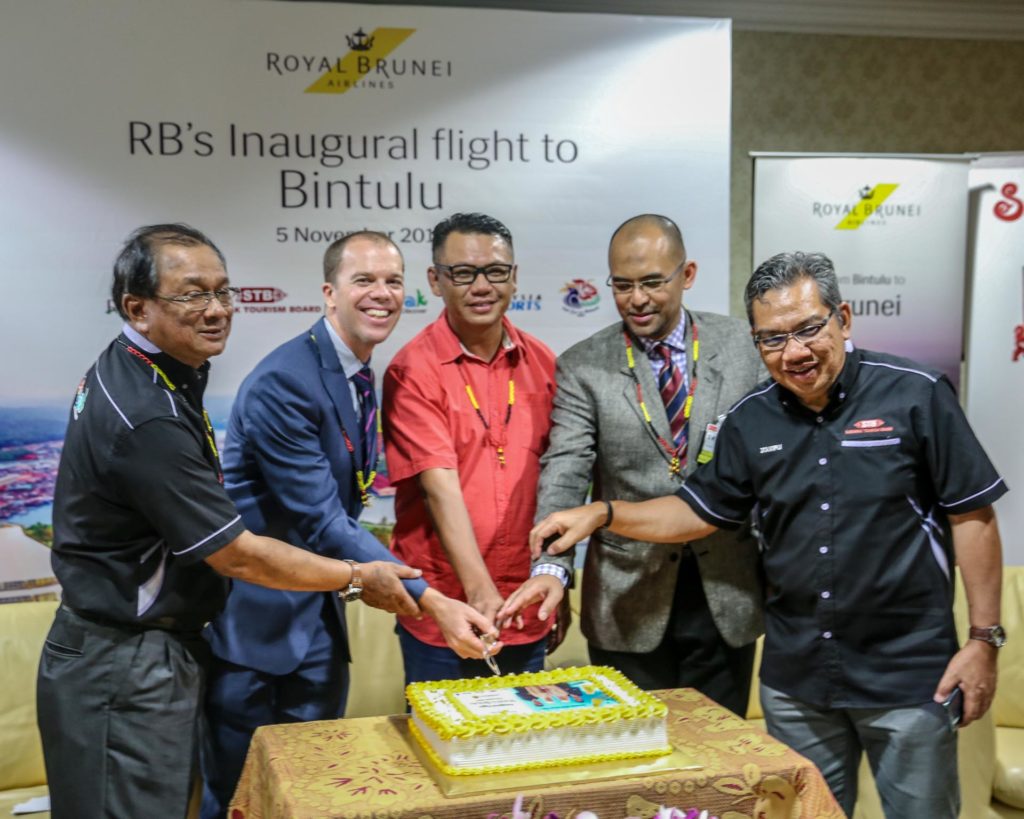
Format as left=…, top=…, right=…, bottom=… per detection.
left=0, top=600, right=58, bottom=790
left=993, top=568, right=1024, bottom=730
left=995, top=725, right=1024, bottom=809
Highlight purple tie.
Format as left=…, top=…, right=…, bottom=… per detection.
left=352, top=365, right=377, bottom=469
left=656, top=343, right=688, bottom=461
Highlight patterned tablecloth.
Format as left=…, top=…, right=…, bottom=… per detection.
left=229, top=688, right=846, bottom=819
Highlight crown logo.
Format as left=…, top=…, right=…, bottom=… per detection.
left=859, top=185, right=874, bottom=199
left=346, top=28, right=375, bottom=51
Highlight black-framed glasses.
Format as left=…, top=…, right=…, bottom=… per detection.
left=434, top=263, right=515, bottom=286
left=606, top=260, right=686, bottom=296
left=753, top=307, right=836, bottom=352
left=156, top=287, right=240, bottom=312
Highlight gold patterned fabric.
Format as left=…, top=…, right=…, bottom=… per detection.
left=230, top=688, right=846, bottom=819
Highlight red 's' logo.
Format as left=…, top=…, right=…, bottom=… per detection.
left=995, top=183, right=1023, bottom=222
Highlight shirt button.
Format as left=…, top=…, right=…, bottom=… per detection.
left=816, top=416, right=824, bottom=423
left=819, top=457, right=828, bottom=466
left=819, top=546, right=829, bottom=554
left=839, top=392, right=846, bottom=400
left=823, top=631, right=833, bottom=639
left=821, top=591, right=831, bottom=599
left=821, top=502, right=830, bottom=511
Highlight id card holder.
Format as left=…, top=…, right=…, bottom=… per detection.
left=696, top=416, right=724, bottom=465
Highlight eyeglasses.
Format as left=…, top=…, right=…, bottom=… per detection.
left=607, top=260, right=686, bottom=296
left=156, top=287, right=240, bottom=312
left=434, top=263, right=515, bottom=286
left=753, top=307, right=836, bottom=352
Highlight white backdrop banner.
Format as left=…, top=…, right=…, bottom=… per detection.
left=965, top=156, right=1024, bottom=565
left=0, top=0, right=731, bottom=536
left=752, top=154, right=970, bottom=386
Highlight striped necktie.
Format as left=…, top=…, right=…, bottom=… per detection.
left=656, top=343, right=688, bottom=458
left=352, top=364, right=377, bottom=469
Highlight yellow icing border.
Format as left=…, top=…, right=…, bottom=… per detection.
left=408, top=718, right=673, bottom=776
left=406, top=665, right=668, bottom=741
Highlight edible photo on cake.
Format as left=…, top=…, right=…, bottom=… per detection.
left=453, top=680, right=619, bottom=715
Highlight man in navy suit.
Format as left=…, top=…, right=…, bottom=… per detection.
left=200, top=232, right=498, bottom=818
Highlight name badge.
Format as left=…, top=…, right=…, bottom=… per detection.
left=696, top=419, right=722, bottom=465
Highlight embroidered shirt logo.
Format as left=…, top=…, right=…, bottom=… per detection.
left=759, top=444, right=783, bottom=454
left=73, top=378, right=89, bottom=420
left=845, top=418, right=894, bottom=434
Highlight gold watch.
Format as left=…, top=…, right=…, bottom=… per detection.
left=338, top=560, right=363, bottom=603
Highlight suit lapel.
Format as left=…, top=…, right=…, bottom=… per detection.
left=309, top=318, right=364, bottom=461
left=617, top=327, right=676, bottom=464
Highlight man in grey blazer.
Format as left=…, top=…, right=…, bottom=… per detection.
left=499, top=214, right=764, bottom=714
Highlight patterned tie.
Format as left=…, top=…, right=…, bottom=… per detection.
left=656, top=343, right=688, bottom=457
left=352, top=365, right=377, bottom=469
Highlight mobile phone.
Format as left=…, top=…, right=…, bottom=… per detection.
left=925, top=687, right=963, bottom=727
left=943, top=686, right=964, bottom=726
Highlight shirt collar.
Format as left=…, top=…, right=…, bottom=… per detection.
left=434, top=311, right=523, bottom=365
left=323, top=317, right=369, bottom=380
left=639, top=311, right=688, bottom=357
left=119, top=323, right=210, bottom=395
left=122, top=323, right=161, bottom=354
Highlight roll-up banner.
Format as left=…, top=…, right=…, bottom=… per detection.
left=0, top=0, right=732, bottom=579
left=752, top=154, right=971, bottom=386
left=965, top=155, right=1024, bottom=565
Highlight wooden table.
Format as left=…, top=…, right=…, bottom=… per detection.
left=229, top=688, right=845, bottom=818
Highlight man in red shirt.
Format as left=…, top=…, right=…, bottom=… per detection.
left=384, top=213, right=556, bottom=683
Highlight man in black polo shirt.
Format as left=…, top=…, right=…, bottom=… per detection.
left=38, top=224, right=426, bottom=819
left=525, top=251, right=1007, bottom=819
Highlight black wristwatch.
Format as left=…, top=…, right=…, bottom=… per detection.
left=338, top=560, right=363, bottom=603
left=969, top=624, right=1007, bottom=648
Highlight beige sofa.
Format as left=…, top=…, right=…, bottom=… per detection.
left=4, top=569, right=1022, bottom=818
left=0, top=599, right=56, bottom=818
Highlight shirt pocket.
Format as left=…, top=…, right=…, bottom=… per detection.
left=840, top=437, right=902, bottom=449
left=516, top=390, right=554, bottom=457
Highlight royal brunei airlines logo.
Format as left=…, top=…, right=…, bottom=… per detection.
left=264, top=26, right=455, bottom=96
left=811, top=183, right=921, bottom=230
left=834, top=184, right=900, bottom=230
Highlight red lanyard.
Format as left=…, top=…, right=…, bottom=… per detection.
left=622, top=322, right=699, bottom=477
left=119, top=341, right=223, bottom=484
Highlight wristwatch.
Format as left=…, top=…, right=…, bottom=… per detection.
left=969, top=624, right=1007, bottom=648
left=338, top=560, right=363, bottom=603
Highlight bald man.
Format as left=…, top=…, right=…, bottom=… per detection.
left=500, top=214, right=765, bottom=714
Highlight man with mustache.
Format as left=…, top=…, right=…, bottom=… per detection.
left=522, top=251, right=1006, bottom=819
left=39, top=224, right=422, bottom=819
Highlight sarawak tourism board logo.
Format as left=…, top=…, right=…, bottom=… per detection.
left=237, top=287, right=321, bottom=316
left=266, top=27, right=454, bottom=95
left=811, top=183, right=922, bottom=230
left=561, top=279, right=600, bottom=317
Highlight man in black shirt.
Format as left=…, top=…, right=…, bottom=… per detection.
left=38, top=224, right=427, bottom=819
left=520, top=251, right=1006, bottom=819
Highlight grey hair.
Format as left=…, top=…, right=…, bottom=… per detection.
left=744, top=251, right=843, bottom=326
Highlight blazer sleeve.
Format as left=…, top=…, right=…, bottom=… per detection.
left=237, top=365, right=428, bottom=598
left=533, top=352, right=599, bottom=574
